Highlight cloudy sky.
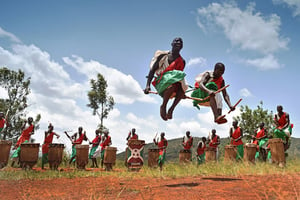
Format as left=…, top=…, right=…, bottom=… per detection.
left=0, top=0, right=299, bottom=153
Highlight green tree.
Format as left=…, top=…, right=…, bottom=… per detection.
left=0, top=67, right=41, bottom=141
left=87, top=73, right=114, bottom=130
left=233, top=101, right=273, bottom=139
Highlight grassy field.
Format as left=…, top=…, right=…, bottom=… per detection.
left=1, top=158, right=300, bottom=181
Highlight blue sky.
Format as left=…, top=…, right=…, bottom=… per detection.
left=0, top=0, right=299, bottom=152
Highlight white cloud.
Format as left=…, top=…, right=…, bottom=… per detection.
left=0, top=27, right=21, bottom=43
left=243, top=54, right=282, bottom=70
left=196, top=2, right=289, bottom=55
left=62, top=55, right=156, bottom=104
left=239, top=88, right=253, bottom=97
left=186, top=57, right=207, bottom=68
left=273, top=0, right=300, bottom=17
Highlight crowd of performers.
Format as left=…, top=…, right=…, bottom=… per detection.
left=0, top=114, right=113, bottom=169
left=0, top=102, right=293, bottom=170
left=0, top=37, right=294, bottom=170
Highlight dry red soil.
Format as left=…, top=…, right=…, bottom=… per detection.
left=0, top=168, right=299, bottom=200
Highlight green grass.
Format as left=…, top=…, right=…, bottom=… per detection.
left=1, top=158, right=300, bottom=181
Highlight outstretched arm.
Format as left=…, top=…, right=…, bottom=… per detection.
left=221, top=80, right=234, bottom=110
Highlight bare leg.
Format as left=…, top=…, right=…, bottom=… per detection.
left=167, top=83, right=185, bottom=119
left=160, top=87, right=176, bottom=121
left=210, top=97, right=219, bottom=121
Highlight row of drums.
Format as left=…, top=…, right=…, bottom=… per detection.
left=0, top=141, right=118, bottom=170
left=179, top=138, right=286, bottom=165
left=0, top=138, right=286, bottom=170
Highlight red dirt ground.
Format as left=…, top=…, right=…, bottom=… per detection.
left=0, top=168, right=299, bottom=200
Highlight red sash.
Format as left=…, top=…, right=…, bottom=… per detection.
left=276, top=112, right=287, bottom=129
left=209, top=135, right=219, bottom=148
left=152, top=56, right=184, bottom=87
left=197, top=142, right=206, bottom=155
left=42, top=132, right=55, bottom=154
left=231, top=127, right=243, bottom=146
left=256, top=128, right=266, bottom=139
left=158, top=138, right=168, bottom=155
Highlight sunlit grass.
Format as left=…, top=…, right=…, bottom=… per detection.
left=1, top=158, right=300, bottom=181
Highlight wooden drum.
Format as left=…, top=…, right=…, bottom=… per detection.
left=104, top=146, right=117, bottom=171
left=48, top=143, right=64, bottom=170
left=148, top=148, right=159, bottom=168
left=224, top=145, right=237, bottom=162
left=126, top=140, right=145, bottom=171
left=179, top=149, right=191, bottom=163
left=205, top=147, right=216, bottom=162
left=269, top=138, right=285, bottom=166
left=243, top=143, right=257, bottom=164
left=75, top=144, right=89, bottom=169
left=19, top=143, right=40, bottom=169
left=0, top=140, right=12, bottom=169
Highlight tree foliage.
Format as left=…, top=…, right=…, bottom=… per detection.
left=233, top=101, right=273, bottom=138
left=87, top=73, right=114, bottom=130
left=0, top=67, right=41, bottom=141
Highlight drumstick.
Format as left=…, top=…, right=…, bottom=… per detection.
left=228, top=98, right=242, bottom=114
left=64, top=131, right=73, bottom=143
left=149, top=85, right=229, bottom=102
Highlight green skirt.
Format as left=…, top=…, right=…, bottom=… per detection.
left=154, top=70, right=186, bottom=96
left=89, top=146, right=98, bottom=159
left=70, top=145, right=76, bottom=162
left=158, top=151, right=166, bottom=165
left=236, top=144, right=244, bottom=160
left=255, top=138, right=268, bottom=159
left=11, top=140, right=29, bottom=158
left=42, top=153, right=48, bottom=165
left=191, top=82, right=218, bottom=109
left=101, top=149, right=106, bottom=160
left=197, top=153, right=205, bottom=165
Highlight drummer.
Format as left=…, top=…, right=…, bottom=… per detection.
left=100, top=129, right=112, bottom=168
left=253, top=122, right=268, bottom=160
left=273, top=105, right=293, bottom=150
left=89, top=129, right=101, bottom=168
left=11, top=117, right=35, bottom=167
left=208, top=129, right=220, bottom=160
left=126, top=128, right=138, bottom=141
left=229, top=121, right=244, bottom=160
left=153, top=132, right=168, bottom=171
left=191, top=63, right=235, bottom=124
left=42, top=123, right=60, bottom=169
left=182, top=131, right=193, bottom=152
left=196, top=137, right=206, bottom=165
left=69, top=127, right=87, bottom=165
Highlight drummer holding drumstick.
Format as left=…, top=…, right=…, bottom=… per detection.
left=153, top=132, right=168, bottom=171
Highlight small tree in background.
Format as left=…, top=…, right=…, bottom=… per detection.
left=233, top=101, right=273, bottom=140
left=0, top=67, right=41, bottom=141
left=87, top=73, right=114, bottom=130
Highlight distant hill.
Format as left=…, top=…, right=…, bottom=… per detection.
left=117, top=137, right=300, bottom=163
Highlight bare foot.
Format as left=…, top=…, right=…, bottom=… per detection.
left=215, top=115, right=227, bottom=124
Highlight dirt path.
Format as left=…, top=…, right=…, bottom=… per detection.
left=0, top=171, right=299, bottom=200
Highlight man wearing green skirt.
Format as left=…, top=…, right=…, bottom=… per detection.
left=144, top=37, right=187, bottom=121
left=191, top=63, right=235, bottom=124
left=273, top=105, right=293, bottom=151
left=89, top=129, right=101, bottom=168
left=42, top=123, right=60, bottom=169
left=254, top=122, right=268, bottom=161
left=229, top=121, right=244, bottom=160
left=196, top=137, right=206, bottom=165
